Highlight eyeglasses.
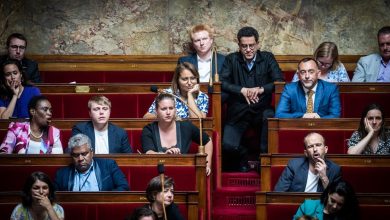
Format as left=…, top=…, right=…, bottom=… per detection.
left=9, top=45, right=26, bottom=50
left=240, top=44, right=256, bottom=50
left=71, top=151, right=90, bottom=158
left=317, top=60, right=333, bottom=67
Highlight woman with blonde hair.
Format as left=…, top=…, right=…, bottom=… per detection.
left=292, top=42, right=350, bottom=82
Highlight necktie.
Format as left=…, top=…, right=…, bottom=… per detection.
left=306, top=90, right=314, bottom=113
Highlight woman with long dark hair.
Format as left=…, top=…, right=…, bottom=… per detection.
left=294, top=180, right=359, bottom=220
left=348, top=103, right=390, bottom=154
left=0, top=59, right=40, bottom=119
left=11, top=171, right=64, bottom=220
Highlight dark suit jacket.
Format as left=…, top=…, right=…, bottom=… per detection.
left=0, top=55, right=41, bottom=83
left=275, top=79, right=341, bottom=118
left=220, top=50, right=284, bottom=123
left=54, top=158, right=129, bottom=191
left=274, top=157, right=342, bottom=192
left=178, top=52, right=225, bottom=82
left=72, top=121, right=132, bottom=153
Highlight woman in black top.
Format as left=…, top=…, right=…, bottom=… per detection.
left=141, top=93, right=213, bottom=176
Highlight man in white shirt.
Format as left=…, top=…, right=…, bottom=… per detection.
left=274, top=132, right=342, bottom=192
left=178, top=24, right=225, bottom=84
left=71, top=95, right=131, bottom=153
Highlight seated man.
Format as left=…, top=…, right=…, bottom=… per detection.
left=54, top=134, right=129, bottom=191
left=72, top=95, right=132, bottom=153
left=275, top=57, right=341, bottom=118
left=274, top=132, right=341, bottom=192
left=178, top=24, right=225, bottom=83
left=352, top=26, right=390, bottom=82
left=220, top=26, right=284, bottom=172
left=0, top=33, right=41, bottom=83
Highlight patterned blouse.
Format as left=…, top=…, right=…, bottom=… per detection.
left=147, top=87, right=209, bottom=119
left=11, top=203, right=64, bottom=220
left=347, top=131, right=390, bottom=155
left=292, top=63, right=351, bottom=82
left=0, top=122, right=63, bottom=154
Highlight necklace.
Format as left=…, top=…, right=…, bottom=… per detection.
left=30, top=130, right=43, bottom=139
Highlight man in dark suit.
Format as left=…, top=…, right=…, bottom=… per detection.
left=54, top=133, right=129, bottom=191
left=72, top=95, right=132, bottom=153
left=220, top=26, right=284, bottom=172
left=178, top=24, right=225, bottom=84
left=274, top=132, right=341, bottom=192
left=0, top=33, right=41, bottom=83
left=275, top=57, right=341, bottom=118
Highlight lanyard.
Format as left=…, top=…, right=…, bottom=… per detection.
left=79, top=168, right=92, bottom=191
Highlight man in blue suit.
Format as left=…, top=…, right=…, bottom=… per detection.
left=72, top=95, right=132, bottom=153
left=352, top=26, right=390, bottom=82
left=276, top=57, right=341, bottom=118
left=178, top=24, right=225, bottom=84
left=274, top=132, right=341, bottom=192
left=54, top=134, right=129, bottom=191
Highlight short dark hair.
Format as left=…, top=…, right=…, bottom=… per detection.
left=27, top=95, right=49, bottom=119
left=146, top=175, right=175, bottom=203
left=126, top=206, right=156, bottom=220
left=320, top=181, right=359, bottom=220
left=297, top=57, right=319, bottom=70
left=237, top=26, right=259, bottom=43
left=6, top=33, right=27, bottom=48
left=377, top=26, right=390, bottom=38
left=22, top=171, right=56, bottom=208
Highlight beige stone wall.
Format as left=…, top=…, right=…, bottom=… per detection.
left=0, top=0, right=389, bottom=55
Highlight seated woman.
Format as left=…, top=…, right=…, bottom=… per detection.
left=143, top=62, right=209, bottom=119
left=141, top=93, right=213, bottom=176
left=11, top=171, right=64, bottom=220
left=348, top=103, right=390, bottom=154
left=0, top=59, right=41, bottom=119
left=145, top=175, right=184, bottom=220
left=0, top=95, right=63, bottom=154
left=292, top=42, right=350, bottom=82
left=293, top=180, right=359, bottom=220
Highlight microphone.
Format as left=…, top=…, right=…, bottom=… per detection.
left=157, top=163, right=167, bottom=220
left=208, top=46, right=220, bottom=94
left=150, top=86, right=205, bottom=154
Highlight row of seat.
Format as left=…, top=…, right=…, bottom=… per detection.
left=0, top=154, right=209, bottom=220
left=0, top=191, right=200, bottom=220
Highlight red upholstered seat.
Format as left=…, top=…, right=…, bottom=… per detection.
left=277, top=130, right=352, bottom=154
left=340, top=93, right=390, bottom=118
left=341, top=167, right=390, bottom=193
left=41, top=71, right=173, bottom=83
left=283, top=71, right=296, bottom=82
left=0, top=166, right=60, bottom=191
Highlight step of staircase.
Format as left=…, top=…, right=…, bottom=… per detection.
left=221, top=171, right=261, bottom=188
left=212, top=171, right=260, bottom=219
left=212, top=207, right=256, bottom=220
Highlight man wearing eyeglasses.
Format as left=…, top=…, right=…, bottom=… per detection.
left=0, top=33, right=41, bottom=83
left=352, top=26, right=390, bottom=82
left=54, top=134, right=130, bottom=191
left=220, top=26, right=284, bottom=172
